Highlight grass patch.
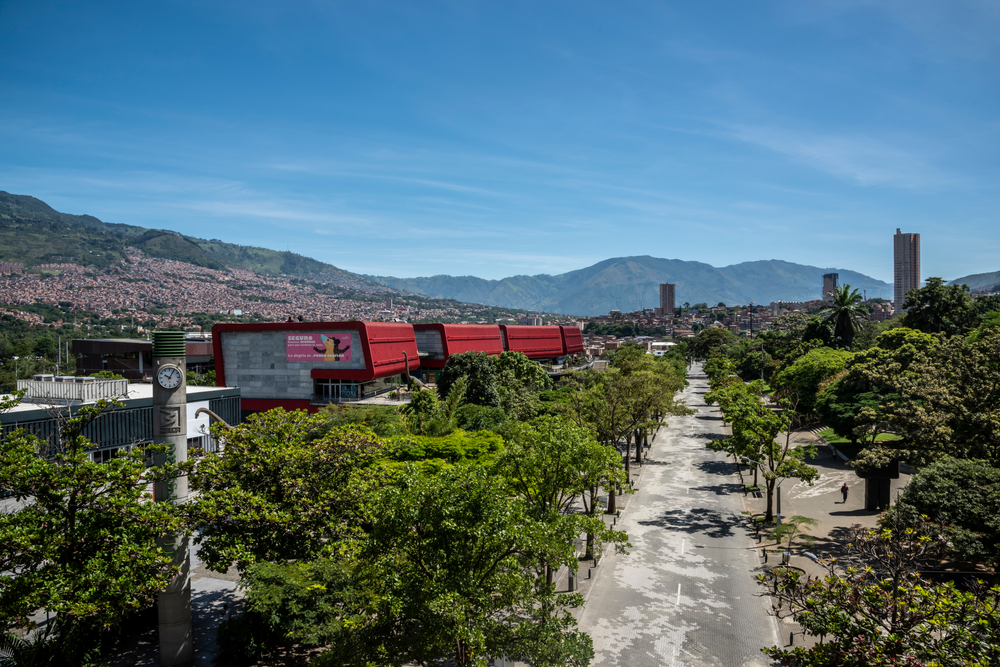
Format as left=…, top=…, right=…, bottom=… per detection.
left=816, top=428, right=902, bottom=460
left=817, top=428, right=902, bottom=446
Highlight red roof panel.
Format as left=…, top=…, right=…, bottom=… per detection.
left=560, top=326, right=584, bottom=355
left=499, top=325, right=565, bottom=359
left=414, top=323, right=504, bottom=368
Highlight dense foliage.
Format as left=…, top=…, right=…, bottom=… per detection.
left=760, top=517, right=1000, bottom=666
left=886, top=457, right=1000, bottom=567
left=0, top=398, right=181, bottom=663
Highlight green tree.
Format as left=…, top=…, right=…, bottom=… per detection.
left=687, top=327, right=739, bottom=361
left=182, top=411, right=384, bottom=573
left=759, top=517, right=1000, bottom=665
left=866, top=326, right=1000, bottom=467
left=90, top=370, right=125, bottom=380
left=401, top=378, right=466, bottom=436
left=771, top=346, right=853, bottom=414
left=886, top=457, right=1000, bottom=567
left=438, top=351, right=501, bottom=407
left=215, top=559, right=361, bottom=663
left=496, top=415, right=628, bottom=578
left=821, top=284, right=867, bottom=348
left=706, top=382, right=819, bottom=521
left=185, top=369, right=216, bottom=386
left=901, top=277, right=977, bottom=336
left=0, top=399, right=181, bottom=662
left=815, top=328, right=936, bottom=457
left=314, top=403, right=408, bottom=438
left=320, top=465, right=595, bottom=667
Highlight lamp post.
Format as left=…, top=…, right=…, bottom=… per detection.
left=12, top=356, right=18, bottom=381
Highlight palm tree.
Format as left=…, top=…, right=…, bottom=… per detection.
left=822, top=284, right=867, bottom=348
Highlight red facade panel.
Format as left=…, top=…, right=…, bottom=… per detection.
left=560, top=326, right=584, bottom=355
left=499, top=325, right=565, bottom=359
left=414, top=323, right=504, bottom=369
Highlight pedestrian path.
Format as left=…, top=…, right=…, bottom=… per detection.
left=577, top=365, right=779, bottom=667
left=740, top=427, right=910, bottom=579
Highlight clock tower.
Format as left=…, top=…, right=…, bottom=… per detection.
left=152, top=331, right=192, bottom=666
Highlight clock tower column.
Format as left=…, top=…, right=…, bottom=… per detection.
left=152, top=331, right=193, bottom=666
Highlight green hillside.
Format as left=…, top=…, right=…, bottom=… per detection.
left=951, top=270, right=1000, bottom=293
left=0, top=191, right=378, bottom=289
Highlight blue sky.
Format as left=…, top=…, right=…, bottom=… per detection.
left=1, top=1, right=997, bottom=283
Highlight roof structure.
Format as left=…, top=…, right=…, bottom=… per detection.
left=559, top=326, right=584, bottom=355
left=499, top=325, right=565, bottom=359
left=414, top=323, right=505, bottom=368
left=212, top=321, right=420, bottom=385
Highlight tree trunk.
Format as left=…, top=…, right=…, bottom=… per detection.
left=545, top=563, right=553, bottom=587
left=584, top=487, right=596, bottom=560
left=624, top=435, right=632, bottom=477
left=765, top=478, right=775, bottom=522
left=753, top=465, right=758, bottom=487
left=606, top=483, right=617, bottom=514
left=636, top=430, right=645, bottom=463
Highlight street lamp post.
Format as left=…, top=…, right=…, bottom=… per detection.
left=12, top=356, right=19, bottom=381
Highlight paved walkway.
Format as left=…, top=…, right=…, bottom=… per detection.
left=741, top=428, right=910, bottom=580
left=577, top=364, right=779, bottom=667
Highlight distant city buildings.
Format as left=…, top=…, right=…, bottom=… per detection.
left=822, top=273, right=839, bottom=302
left=893, top=228, right=921, bottom=313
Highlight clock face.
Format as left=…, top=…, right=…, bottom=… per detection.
left=156, top=365, right=183, bottom=389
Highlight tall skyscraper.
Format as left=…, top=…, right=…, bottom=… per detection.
left=822, top=273, right=839, bottom=301
left=659, top=283, right=676, bottom=317
left=894, top=228, right=921, bottom=313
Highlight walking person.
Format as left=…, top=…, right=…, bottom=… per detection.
left=840, top=482, right=849, bottom=504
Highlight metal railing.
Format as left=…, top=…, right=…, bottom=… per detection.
left=16, top=379, right=129, bottom=404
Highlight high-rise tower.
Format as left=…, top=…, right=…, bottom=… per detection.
left=893, top=229, right=920, bottom=313
left=659, top=283, right=676, bottom=317
left=822, top=273, right=839, bottom=301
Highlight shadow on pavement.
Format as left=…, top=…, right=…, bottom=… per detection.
left=696, top=460, right=736, bottom=476
left=830, top=509, right=879, bottom=517
left=696, top=415, right=723, bottom=421
left=794, top=525, right=857, bottom=560
left=638, top=507, right=745, bottom=539
left=690, top=482, right=744, bottom=496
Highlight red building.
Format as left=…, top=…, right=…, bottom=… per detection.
left=214, top=321, right=583, bottom=414
left=560, top=326, right=584, bottom=356
left=499, top=325, right=565, bottom=359
left=213, top=321, right=418, bottom=413
left=413, top=323, right=505, bottom=384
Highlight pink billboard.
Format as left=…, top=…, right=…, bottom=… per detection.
left=286, top=333, right=352, bottom=362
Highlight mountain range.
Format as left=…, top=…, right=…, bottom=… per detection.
left=367, top=257, right=895, bottom=316
left=3, top=191, right=996, bottom=316
left=0, top=191, right=383, bottom=293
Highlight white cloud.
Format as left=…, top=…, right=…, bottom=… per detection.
left=729, top=124, right=954, bottom=189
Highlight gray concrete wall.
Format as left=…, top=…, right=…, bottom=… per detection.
left=222, top=329, right=366, bottom=400
left=414, top=328, right=443, bottom=357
